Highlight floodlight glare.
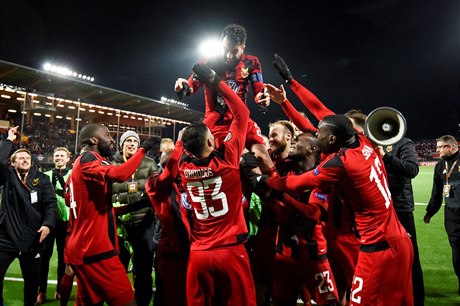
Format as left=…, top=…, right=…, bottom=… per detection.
left=199, top=39, right=222, bottom=58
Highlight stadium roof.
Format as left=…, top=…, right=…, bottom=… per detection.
left=0, top=60, right=203, bottom=123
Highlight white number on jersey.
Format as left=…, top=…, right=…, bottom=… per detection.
left=186, top=176, right=229, bottom=220
left=369, top=156, right=391, bottom=208
left=350, top=276, right=364, bottom=304
left=315, top=270, right=334, bottom=294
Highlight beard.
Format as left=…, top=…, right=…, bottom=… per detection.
left=97, top=138, right=113, bottom=158
left=271, top=142, right=287, bottom=155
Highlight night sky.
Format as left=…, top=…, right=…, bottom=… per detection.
left=1, top=0, right=459, bottom=139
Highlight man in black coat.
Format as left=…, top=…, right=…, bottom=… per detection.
left=0, top=126, right=57, bottom=306
left=380, top=137, right=425, bottom=306
left=424, top=135, right=460, bottom=295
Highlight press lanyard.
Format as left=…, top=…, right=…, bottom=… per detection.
left=445, top=159, right=458, bottom=184
left=16, top=170, right=31, bottom=191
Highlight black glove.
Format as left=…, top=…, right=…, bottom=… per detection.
left=273, top=53, right=293, bottom=83
left=192, top=63, right=221, bottom=87
left=140, top=137, right=161, bottom=152
left=246, top=171, right=269, bottom=195
left=240, top=152, right=259, bottom=169
left=176, top=81, right=192, bottom=100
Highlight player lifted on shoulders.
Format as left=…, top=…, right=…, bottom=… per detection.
left=179, top=63, right=256, bottom=306
left=175, top=24, right=277, bottom=176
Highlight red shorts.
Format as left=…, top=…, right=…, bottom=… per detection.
left=350, top=235, right=414, bottom=305
left=72, top=255, right=134, bottom=305
left=187, top=244, right=256, bottom=306
left=271, top=253, right=339, bottom=306
left=326, top=232, right=359, bottom=294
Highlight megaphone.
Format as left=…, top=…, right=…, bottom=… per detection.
left=364, top=107, right=407, bottom=146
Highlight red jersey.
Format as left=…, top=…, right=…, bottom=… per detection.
left=188, top=54, right=265, bottom=120
left=276, top=78, right=335, bottom=135
left=64, top=149, right=145, bottom=265
left=268, top=134, right=407, bottom=246
left=146, top=141, right=191, bottom=255
left=179, top=80, right=249, bottom=251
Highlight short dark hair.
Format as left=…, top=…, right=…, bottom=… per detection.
left=181, top=122, right=209, bottom=156
left=221, top=24, right=247, bottom=45
left=79, top=123, right=104, bottom=146
left=320, top=115, right=356, bottom=147
left=344, top=109, right=367, bottom=130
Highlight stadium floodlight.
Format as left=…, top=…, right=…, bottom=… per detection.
left=43, top=62, right=95, bottom=82
left=199, top=38, right=222, bottom=58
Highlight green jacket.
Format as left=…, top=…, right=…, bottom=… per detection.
left=45, top=168, right=71, bottom=221
left=111, top=151, right=157, bottom=224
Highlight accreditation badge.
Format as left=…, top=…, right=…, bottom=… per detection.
left=128, top=181, right=139, bottom=193
left=443, top=184, right=451, bottom=198
left=30, top=190, right=38, bottom=204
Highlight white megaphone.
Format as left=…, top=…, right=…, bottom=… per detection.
left=364, top=107, right=407, bottom=146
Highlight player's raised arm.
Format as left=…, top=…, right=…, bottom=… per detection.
left=273, top=53, right=334, bottom=120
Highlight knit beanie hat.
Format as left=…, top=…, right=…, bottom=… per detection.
left=120, top=130, right=140, bottom=147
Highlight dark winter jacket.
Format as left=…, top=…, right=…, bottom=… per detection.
left=0, top=140, right=57, bottom=252
left=382, top=137, right=419, bottom=213
left=111, top=151, right=157, bottom=224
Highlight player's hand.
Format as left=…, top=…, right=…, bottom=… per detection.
left=264, top=83, right=287, bottom=105
left=140, top=137, right=161, bottom=153
left=192, top=63, right=221, bottom=87
left=273, top=53, right=293, bottom=83
left=423, top=214, right=431, bottom=224
left=174, top=78, right=192, bottom=100
left=247, top=171, right=269, bottom=193
left=255, top=91, right=270, bottom=107
left=177, top=127, right=186, bottom=142
left=240, top=152, right=259, bottom=169
left=38, top=226, right=50, bottom=243
left=7, top=126, right=19, bottom=141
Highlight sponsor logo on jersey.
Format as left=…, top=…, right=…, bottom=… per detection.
left=314, top=167, right=320, bottom=176
left=180, top=192, right=192, bottom=210
left=313, top=191, right=327, bottom=201
left=226, top=80, right=240, bottom=93
left=362, top=145, right=374, bottom=160
left=241, top=67, right=249, bottom=78
left=183, top=168, right=214, bottom=179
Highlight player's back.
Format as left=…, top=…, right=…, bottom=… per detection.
left=179, top=149, right=248, bottom=251
left=334, top=134, right=406, bottom=245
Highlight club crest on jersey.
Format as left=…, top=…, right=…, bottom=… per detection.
left=385, top=145, right=393, bottom=153
left=181, top=192, right=192, bottom=210
left=224, top=132, right=232, bottom=142
left=241, top=67, right=249, bottom=78
left=362, top=145, right=373, bottom=160
left=32, top=178, right=39, bottom=186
